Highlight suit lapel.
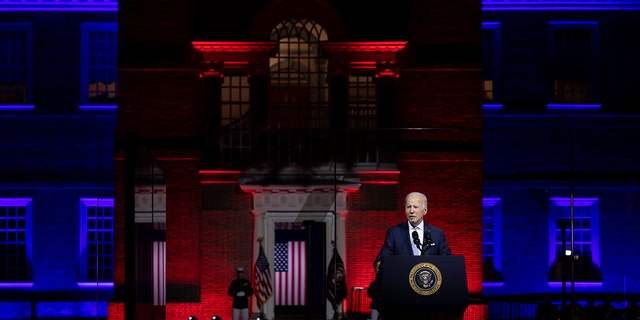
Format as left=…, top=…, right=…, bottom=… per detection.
left=401, top=223, right=413, bottom=254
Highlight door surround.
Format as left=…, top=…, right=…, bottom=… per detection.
left=240, top=184, right=358, bottom=319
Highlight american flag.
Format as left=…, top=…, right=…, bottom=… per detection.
left=254, top=242, right=273, bottom=308
left=274, top=240, right=307, bottom=306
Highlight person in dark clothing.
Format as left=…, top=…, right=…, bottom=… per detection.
left=373, top=192, right=452, bottom=271
left=583, top=297, right=598, bottom=320
left=624, top=298, right=639, bottom=320
left=227, top=267, right=254, bottom=320
left=367, top=270, right=381, bottom=320
left=535, top=296, right=558, bottom=320
left=599, top=296, right=617, bottom=320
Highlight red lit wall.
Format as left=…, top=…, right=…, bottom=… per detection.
left=113, top=0, right=482, bottom=319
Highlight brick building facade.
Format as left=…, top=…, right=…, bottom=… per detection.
left=112, top=0, right=482, bottom=319
left=1, top=0, right=639, bottom=320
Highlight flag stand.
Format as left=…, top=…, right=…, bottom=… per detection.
left=328, top=242, right=347, bottom=320
left=330, top=146, right=348, bottom=320
left=255, top=237, right=273, bottom=320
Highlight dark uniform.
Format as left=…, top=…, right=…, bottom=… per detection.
left=227, top=267, right=254, bottom=320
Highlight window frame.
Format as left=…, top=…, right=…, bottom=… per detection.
left=548, top=197, right=602, bottom=286
left=268, top=18, right=329, bottom=130
left=482, top=22, right=502, bottom=110
left=221, top=72, right=252, bottom=163
left=79, top=197, right=115, bottom=283
left=482, top=197, right=503, bottom=285
left=0, top=198, right=32, bottom=283
left=79, top=22, right=117, bottom=110
left=0, top=22, right=33, bottom=110
left=347, top=71, right=377, bottom=130
left=547, top=21, right=600, bottom=110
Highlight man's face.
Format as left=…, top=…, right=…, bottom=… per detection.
left=405, top=194, right=427, bottom=226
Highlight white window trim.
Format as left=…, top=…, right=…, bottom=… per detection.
left=79, top=197, right=114, bottom=284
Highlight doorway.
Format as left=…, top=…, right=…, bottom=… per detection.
left=273, top=221, right=326, bottom=319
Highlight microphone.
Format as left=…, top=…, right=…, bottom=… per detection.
left=412, top=230, right=422, bottom=252
left=424, top=230, right=435, bottom=248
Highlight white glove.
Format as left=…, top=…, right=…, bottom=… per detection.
left=236, top=291, right=245, bottom=297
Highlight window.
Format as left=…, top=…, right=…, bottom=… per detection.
left=221, top=74, right=250, bottom=128
left=483, top=198, right=503, bottom=284
left=0, top=198, right=32, bottom=282
left=548, top=22, right=599, bottom=108
left=482, top=22, right=502, bottom=110
left=348, top=73, right=377, bottom=129
left=269, top=18, right=329, bottom=129
left=221, top=73, right=251, bottom=162
left=266, top=18, right=331, bottom=163
left=548, top=197, right=601, bottom=284
left=0, top=23, right=32, bottom=109
left=80, top=23, right=117, bottom=109
left=80, top=198, right=114, bottom=282
left=346, top=72, right=379, bottom=163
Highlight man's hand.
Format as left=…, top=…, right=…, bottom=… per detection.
left=236, top=291, right=245, bottom=297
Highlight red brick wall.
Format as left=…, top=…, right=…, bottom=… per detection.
left=114, top=0, right=483, bottom=319
left=162, top=159, right=203, bottom=285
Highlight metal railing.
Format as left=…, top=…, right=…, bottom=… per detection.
left=219, top=128, right=388, bottom=167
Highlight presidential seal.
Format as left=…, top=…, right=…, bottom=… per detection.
left=408, top=262, right=442, bottom=296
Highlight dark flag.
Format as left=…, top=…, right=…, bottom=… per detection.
left=327, top=247, right=347, bottom=310
left=254, top=239, right=273, bottom=309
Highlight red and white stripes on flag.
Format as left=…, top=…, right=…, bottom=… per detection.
left=274, top=240, right=307, bottom=306
left=153, top=241, right=166, bottom=306
left=254, top=243, right=273, bottom=308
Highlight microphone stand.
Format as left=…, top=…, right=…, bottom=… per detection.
left=412, top=231, right=423, bottom=254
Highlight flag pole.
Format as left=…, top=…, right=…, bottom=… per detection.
left=257, top=237, right=265, bottom=319
left=332, top=241, right=337, bottom=320
left=255, top=237, right=272, bottom=320
left=330, top=137, right=348, bottom=320
left=332, top=133, right=340, bottom=320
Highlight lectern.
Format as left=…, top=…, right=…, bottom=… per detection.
left=375, top=255, right=469, bottom=320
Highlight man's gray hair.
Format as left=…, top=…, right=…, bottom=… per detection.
left=406, top=192, right=428, bottom=208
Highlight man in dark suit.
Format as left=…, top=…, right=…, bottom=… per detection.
left=374, top=191, right=451, bottom=270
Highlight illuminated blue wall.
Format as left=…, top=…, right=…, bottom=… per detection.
left=0, top=2, right=117, bottom=319
left=0, top=0, right=639, bottom=319
left=481, top=0, right=640, bottom=314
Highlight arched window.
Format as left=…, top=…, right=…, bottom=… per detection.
left=268, top=18, right=329, bottom=129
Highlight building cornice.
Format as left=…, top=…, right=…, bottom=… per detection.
left=1, top=0, right=639, bottom=12
left=482, top=0, right=640, bottom=11
left=0, top=0, right=117, bottom=11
